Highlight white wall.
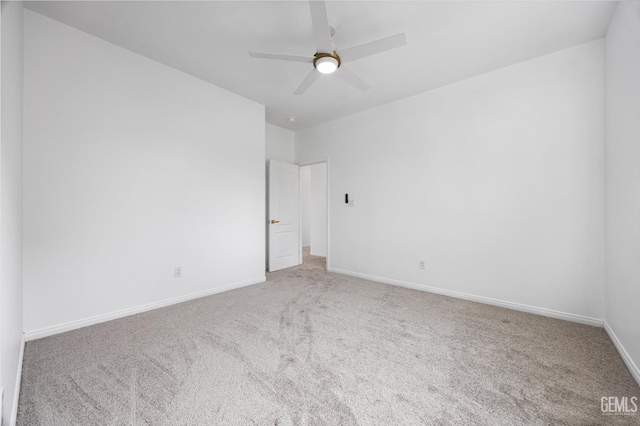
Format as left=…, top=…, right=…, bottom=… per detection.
left=300, top=166, right=311, bottom=247
left=23, top=11, right=266, bottom=337
left=0, top=2, right=24, bottom=423
left=604, top=1, right=640, bottom=383
left=297, top=40, right=605, bottom=322
left=300, top=163, right=328, bottom=256
left=310, top=163, right=327, bottom=257
left=266, top=123, right=294, bottom=164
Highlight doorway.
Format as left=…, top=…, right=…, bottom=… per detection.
left=298, top=161, right=329, bottom=269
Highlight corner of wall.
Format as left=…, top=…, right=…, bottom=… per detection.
left=1, top=1, right=25, bottom=424
left=603, top=0, right=640, bottom=387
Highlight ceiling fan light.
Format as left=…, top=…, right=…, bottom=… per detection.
left=315, top=56, right=339, bottom=74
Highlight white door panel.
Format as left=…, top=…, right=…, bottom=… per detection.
left=268, top=160, right=299, bottom=271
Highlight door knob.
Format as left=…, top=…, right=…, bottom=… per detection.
left=270, top=219, right=280, bottom=224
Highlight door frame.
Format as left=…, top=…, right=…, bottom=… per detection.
left=297, top=157, right=330, bottom=270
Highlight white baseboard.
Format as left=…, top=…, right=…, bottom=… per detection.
left=309, top=251, right=327, bottom=258
left=328, top=267, right=603, bottom=327
left=604, top=321, right=640, bottom=386
left=10, top=333, right=25, bottom=426
left=25, top=276, right=266, bottom=341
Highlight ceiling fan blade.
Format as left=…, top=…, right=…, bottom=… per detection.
left=339, top=33, right=407, bottom=63
left=249, top=52, right=314, bottom=63
left=338, top=66, right=371, bottom=92
left=294, top=69, right=321, bottom=95
left=309, top=1, right=333, bottom=53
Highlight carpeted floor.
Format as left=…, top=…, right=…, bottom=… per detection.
left=17, top=251, right=639, bottom=425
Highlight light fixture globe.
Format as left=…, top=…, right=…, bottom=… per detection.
left=313, top=52, right=341, bottom=74
left=315, top=56, right=338, bottom=74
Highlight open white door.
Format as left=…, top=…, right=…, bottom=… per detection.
left=268, top=160, right=300, bottom=272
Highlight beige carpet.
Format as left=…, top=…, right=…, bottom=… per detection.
left=17, top=252, right=639, bottom=425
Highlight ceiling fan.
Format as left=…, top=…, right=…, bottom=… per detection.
left=249, top=1, right=407, bottom=95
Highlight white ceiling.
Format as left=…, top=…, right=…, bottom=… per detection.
left=26, top=1, right=617, bottom=131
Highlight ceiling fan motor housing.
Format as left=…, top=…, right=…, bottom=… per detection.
left=314, top=51, right=341, bottom=73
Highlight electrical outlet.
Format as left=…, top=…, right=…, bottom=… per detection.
left=174, top=266, right=182, bottom=278
left=419, top=260, right=425, bottom=270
